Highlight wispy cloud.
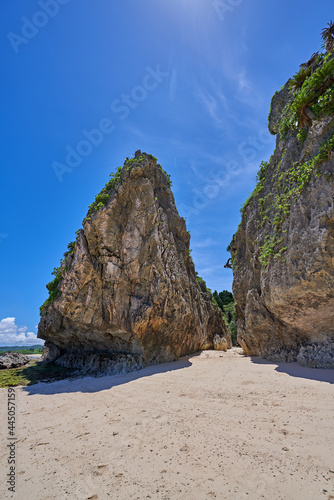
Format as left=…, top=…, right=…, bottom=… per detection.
left=233, top=69, right=265, bottom=110
left=193, top=84, right=232, bottom=132
left=0, top=317, right=43, bottom=346
left=193, top=21, right=265, bottom=118
left=193, top=255, right=232, bottom=292
left=237, top=69, right=251, bottom=93
left=193, top=74, right=263, bottom=134
left=197, top=264, right=226, bottom=276
left=191, top=237, right=218, bottom=249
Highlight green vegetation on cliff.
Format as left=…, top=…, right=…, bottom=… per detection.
left=258, top=133, right=334, bottom=266
left=40, top=266, right=63, bottom=315
left=83, top=165, right=123, bottom=223
left=212, top=290, right=237, bottom=345
left=234, top=24, right=334, bottom=268
left=83, top=152, right=171, bottom=223
left=279, top=52, right=334, bottom=136
left=40, top=152, right=173, bottom=316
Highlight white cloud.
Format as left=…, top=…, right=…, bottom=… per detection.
left=192, top=237, right=218, bottom=249
left=196, top=264, right=226, bottom=276
left=0, top=317, right=43, bottom=346
left=193, top=78, right=262, bottom=135
left=194, top=85, right=229, bottom=130
left=237, top=69, right=251, bottom=94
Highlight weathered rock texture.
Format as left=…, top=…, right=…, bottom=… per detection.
left=231, top=58, right=334, bottom=368
left=0, top=352, right=30, bottom=369
left=38, top=152, right=230, bottom=373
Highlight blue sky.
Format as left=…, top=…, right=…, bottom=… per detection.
left=0, top=0, right=333, bottom=345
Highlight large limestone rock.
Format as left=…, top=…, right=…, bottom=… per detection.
left=38, top=152, right=230, bottom=373
left=0, top=352, right=30, bottom=369
left=231, top=56, right=334, bottom=368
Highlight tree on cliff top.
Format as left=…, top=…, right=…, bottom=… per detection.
left=321, top=20, right=334, bottom=52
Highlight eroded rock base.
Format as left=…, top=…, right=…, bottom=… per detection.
left=297, top=340, right=334, bottom=369
left=55, top=352, right=143, bottom=376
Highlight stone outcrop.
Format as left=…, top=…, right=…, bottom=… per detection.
left=231, top=53, right=334, bottom=368
left=38, top=151, right=230, bottom=373
left=213, top=335, right=229, bottom=351
left=0, top=352, right=30, bottom=369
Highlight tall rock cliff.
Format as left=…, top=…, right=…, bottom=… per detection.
left=38, top=151, right=230, bottom=373
left=231, top=51, right=334, bottom=368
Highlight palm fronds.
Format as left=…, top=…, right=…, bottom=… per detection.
left=289, top=66, right=312, bottom=91
left=321, top=20, right=334, bottom=52
left=310, top=58, right=334, bottom=93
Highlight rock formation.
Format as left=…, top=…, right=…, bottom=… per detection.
left=38, top=151, right=230, bottom=373
left=231, top=51, right=334, bottom=368
left=0, top=352, right=30, bottom=369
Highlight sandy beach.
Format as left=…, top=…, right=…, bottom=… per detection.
left=1, top=348, right=334, bottom=500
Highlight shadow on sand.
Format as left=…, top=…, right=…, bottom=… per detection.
left=21, top=356, right=194, bottom=396
left=249, top=355, right=334, bottom=384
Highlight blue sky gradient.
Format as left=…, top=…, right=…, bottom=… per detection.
left=1, top=0, right=333, bottom=344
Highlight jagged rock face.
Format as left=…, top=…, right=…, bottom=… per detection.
left=0, top=352, right=30, bottom=369
left=231, top=79, right=334, bottom=368
left=38, top=152, right=230, bottom=371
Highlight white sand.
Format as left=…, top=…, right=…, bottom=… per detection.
left=1, top=348, right=334, bottom=500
